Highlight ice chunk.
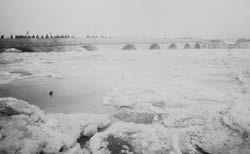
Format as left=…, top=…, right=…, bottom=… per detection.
left=0, top=98, right=110, bottom=154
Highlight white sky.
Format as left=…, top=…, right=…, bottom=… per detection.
left=0, top=0, right=250, bottom=38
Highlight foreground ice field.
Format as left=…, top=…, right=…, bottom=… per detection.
left=0, top=49, right=250, bottom=153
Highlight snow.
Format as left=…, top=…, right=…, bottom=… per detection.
left=0, top=98, right=110, bottom=154
left=1, top=49, right=250, bottom=153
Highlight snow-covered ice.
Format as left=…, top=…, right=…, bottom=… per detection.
left=0, top=49, right=250, bottom=153
left=0, top=97, right=110, bottom=154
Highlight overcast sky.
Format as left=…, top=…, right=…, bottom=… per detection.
left=0, top=0, right=250, bottom=38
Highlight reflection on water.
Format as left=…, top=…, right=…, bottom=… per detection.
left=0, top=77, right=117, bottom=114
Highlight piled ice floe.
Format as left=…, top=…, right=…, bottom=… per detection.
left=0, top=98, right=110, bottom=154
left=101, top=77, right=250, bottom=154
left=1, top=93, right=250, bottom=154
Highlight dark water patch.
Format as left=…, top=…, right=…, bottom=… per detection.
left=77, top=135, right=91, bottom=149
left=59, top=146, right=66, bottom=152
left=106, top=135, right=135, bottom=154
left=113, top=111, right=155, bottom=124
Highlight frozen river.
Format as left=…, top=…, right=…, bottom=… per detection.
left=1, top=49, right=250, bottom=153
left=1, top=49, right=250, bottom=114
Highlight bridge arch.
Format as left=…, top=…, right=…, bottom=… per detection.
left=184, top=43, right=191, bottom=49
left=194, top=43, right=201, bottom=49
left=149, top=43, right=160, bottom=50
left=122, top=44, right=136, bottom=50
left=169, top=43, right=177, bottom=49
left=82, top=45, right=98, bottom=51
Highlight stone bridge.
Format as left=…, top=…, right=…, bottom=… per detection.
left=82, top=40, right=217, bottom=51
left=0, top=38, right=219, bottom=52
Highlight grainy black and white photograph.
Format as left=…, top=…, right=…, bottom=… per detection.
left=0, top=0, right=250, bottom=153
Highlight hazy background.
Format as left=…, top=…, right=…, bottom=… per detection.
left=0, top=0, right=250, bottom=38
